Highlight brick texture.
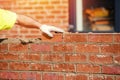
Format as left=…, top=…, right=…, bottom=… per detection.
left=0, top=33, right=119, bottom=80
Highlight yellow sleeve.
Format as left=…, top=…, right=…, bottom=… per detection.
left=0, top=9, right=17, bottom=30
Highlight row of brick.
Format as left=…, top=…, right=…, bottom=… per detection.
left=0, top=52, right=119, bottom=64
left=0, top=72, right=119, bottom=80
left=0, top=43, right=120, bottom=54
left=0, top=61, right=120, bottom=74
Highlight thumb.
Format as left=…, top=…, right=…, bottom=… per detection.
left=49, top=26, right=64, bottom=33
left=43, top=30, right=53, bottom=37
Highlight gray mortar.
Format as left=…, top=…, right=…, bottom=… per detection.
left=0, top=38, right=41, bottom=44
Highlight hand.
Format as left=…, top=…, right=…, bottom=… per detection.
left=40, top=25, right=64, bottom=37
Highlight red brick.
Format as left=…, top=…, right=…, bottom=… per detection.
left=101, top=44, right=120, bottom=54
left=0, top=62, right=8, bottom=70
left=88, top=34, right=113, bottom=43
left=31, top=63, right=51, bottom=71
left=20, top=72, right=41, bottom=80
left=53, top=63, right=75, bottom=72
left=25, top=35, right=42, bottom=38
left=40, top=1, right=49, bottom=4
left=51, top=10, right=61, bottom=14
left=41, top=33, right=63, bottom=42
left=77, top=64, right=101, bottom=73
left=64, top=33, right=87, bottom=42
left=65, top=54, right=86, bottom=62
left=20, top=29, right=29, bottom=34
left=89, top=55, right=113, bottom=64
left=6, top=35, right=20, bottom=38
left=9, top=62, right=30, bottom=70
left=0, top=72, right=19, bottom=80
left=0, top=52, right=19, bottom=60
left=51, top=0, right=60, bottom=4
left=45, top=6, right=54, bottom=9
left=65, top=74, right=88, bottom=80
left=30, top=44, right=51, bottom=52
left=9, top=30, right=18, bottom=34
left=0, top=44, right=8, bottom=52
left=116, top=76, right=120, bottom=80
left=102, top=65, right=120, bottom=74
left=53, top=44, right=74, bottom=53
left=20, top=53, right=41, bottom=61
left=76, top=44, right=99, bottom=53
left=89, top=75, right=114, bottom=80
left=114, top=55, right=120, bottom=64
left=42, top=54, right=63, bottom=62
left=114, top=34, right=120, bottom=42
left=43, top=73, right=64, bottom=80
left=30, top=29, right=40, bottom=34
left=9, top=44, right=28, bottom=52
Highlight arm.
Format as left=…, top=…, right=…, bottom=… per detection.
left=16, top=14, right=64, bottom=37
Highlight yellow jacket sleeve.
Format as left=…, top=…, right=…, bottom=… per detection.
left=0, top=9, right=17, bottom=30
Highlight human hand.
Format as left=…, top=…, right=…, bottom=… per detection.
left=40, top=25, right=64, bottom=37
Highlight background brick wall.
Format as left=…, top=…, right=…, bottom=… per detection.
left=0, top=33, right=120, bottom=80
left=0, top=0, right=68, bottom=38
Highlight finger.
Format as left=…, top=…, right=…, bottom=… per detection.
left=49, top=26, right=64, bottom=33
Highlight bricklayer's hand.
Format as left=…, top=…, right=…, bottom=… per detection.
left=40, top=25, right=64, bottom=37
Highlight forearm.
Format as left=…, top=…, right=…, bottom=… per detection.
left=16, top=14, right=42, bottom=29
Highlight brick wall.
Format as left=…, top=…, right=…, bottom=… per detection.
left=0, top=33, right=120, bottom=80
left=0, top=0, right=68, bottom=38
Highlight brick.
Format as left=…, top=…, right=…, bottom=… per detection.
left=9, top=30, right=18, bottom=34
left=65, top=54, right=86, bottom=62
left=9, top=62, right=30, bottom=70
left=64, top=33, right=87, bottom=42
left=45, top=6, right=54, bottom=9
left=65, top=74, right=88, bottom=80
left=43, top=73, right=64, bottom=80
left=114, top=34, right=120, bottom=42
left=41, top=33, right=63, bottom=42
left=0, top=44, right=8, bottom=52
left=42, top=54, right=63, bottom=62
left=88, top=34, right=113, bottom=43
left=101, top=44, right=120, bottom=54
left=51, top=0, right=60, bottom=4
left=116, top=76, right=120, bottom=80
left=0, top=72, right=19, bottom=80
left=114, top=55, right=120, bottom=64
left=20, top=53, right=41, bottom=61
left=89, top=75, right=114, bottom=80
left=25, top=35, right=42, bottom=38
left=53, top=44, right=74, bottom=53
left=89, top=55, right=113, bottom=64
left=0, top=62, right=8, bottom=70
left=40, top=1, right=49, bottom=4
left=51, top=10, right=61, bottom=14
left=30, top=29, right=40, bottom=34
left=20, top=72, right=41, bottom=80
left=76, top=44, right=99, bottom=53
left=30, top=44, right=51, bottom=52
left=53, top=63, right=75, bottom=72
left=102, top=65, right=120, bottom=74
left=9, top=44, right=28, bottom=52
left=31, top=63, right=51, bottom=71
left=20, top=29, right=29, bottom=34
left=0, top=52, right=19, bottom=60
left=76, top=64, right=101, bottom=73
